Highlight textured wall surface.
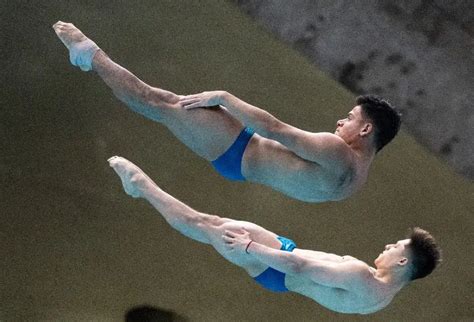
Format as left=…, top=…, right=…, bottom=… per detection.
left=1, top=1, right=473, bottom=321
left=233, top=0, right=474, bottom=180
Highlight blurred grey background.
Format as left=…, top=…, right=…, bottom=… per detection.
left=234, top=0, right=474, bottom=180
left=1, top=1, right=473, bottom=321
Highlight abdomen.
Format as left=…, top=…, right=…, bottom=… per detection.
left=242, top=135, right=346, bottom=202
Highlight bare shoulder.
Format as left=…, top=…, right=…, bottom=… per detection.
left=302, top=131, right=352, bottom=160
left=337, top=259, right=373, bottom=285
left=346, top=261, right=382, bottom=293
left=341, top=258, right=371, bottom=273
left=307, top=131, right=347, bottom=146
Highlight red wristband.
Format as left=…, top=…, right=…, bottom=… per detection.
left=245, top=240, right=254, bottom=254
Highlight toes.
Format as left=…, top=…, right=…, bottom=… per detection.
left=53, top=21, right=66, bottom=30
left=52, top=21, right=77, bottom=33
left=108, top=157, right=133, bottom=179
left=108, top=156, right=123, bottom=167
left=52, top=23, right=61, bottom=33
left=109, top=156, right=134, bottom=170
left=107, top=156, right=142, bottom=181
left=52, top=23, right=67, bottom=40
left=107, top=156, right=119, bottom=162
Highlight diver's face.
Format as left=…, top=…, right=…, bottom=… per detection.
left=374, top=239, right=411, bottom=268
left=335, top=105, right=368, bottom=143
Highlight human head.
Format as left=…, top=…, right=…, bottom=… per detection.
left=335, top=104, right=372, bottom=147
left=374, top=228, right=441, bottom=282
left=356, top=95, right=401, bottom=152
left=374, top=238, right=412, bottom=274
left=405, top=227, right=442, bottom=281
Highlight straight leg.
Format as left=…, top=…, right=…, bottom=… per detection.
left=108, top=156, right=282, bottom=276
left=53, top=21, right=244, bottom=161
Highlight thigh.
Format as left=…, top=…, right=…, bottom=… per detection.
left=160, top=104, right=245, bottom=160
left=206, top=219, right=283, bottom=276
left=220, top=220, right=282, bottom=249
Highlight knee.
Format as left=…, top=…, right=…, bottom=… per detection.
left=197, top=213, right=229, bottom=229
left=147, top=87, right=179, bottom=106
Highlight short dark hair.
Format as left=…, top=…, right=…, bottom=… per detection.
left=356, top=95, right=401, bottom=152
left=407, top=227, right=441, bottom=281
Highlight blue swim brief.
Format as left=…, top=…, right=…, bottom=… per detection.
left=211, top=127, right=255, bottom=181
left=253, top=236, right=297, bottom=292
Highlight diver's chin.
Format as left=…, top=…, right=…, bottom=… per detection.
left=374, top=255, right=382, bottom=266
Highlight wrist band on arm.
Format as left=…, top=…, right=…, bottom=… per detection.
left=245, top=240, right=254, bottom=254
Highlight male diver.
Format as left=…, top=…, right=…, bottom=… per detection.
left=108, top=156, right=440, bottom=314
left=53, top=21, right=401, bottom=203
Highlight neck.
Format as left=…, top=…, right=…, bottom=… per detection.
left=373, top=267, right=408, bottom=292
left=349, top=141, right=376, bottom=163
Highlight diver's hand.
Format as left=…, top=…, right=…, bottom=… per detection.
left=179, top=91, right=226, bottom=109
left=222, top=229, right=252, bottom=254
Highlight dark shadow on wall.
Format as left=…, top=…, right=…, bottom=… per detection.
left=126, top=305, right=188, bottom=322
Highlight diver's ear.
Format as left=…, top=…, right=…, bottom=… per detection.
left=360, top=123, right=373, bottom=137
left=398, top=257, right=408, bottom=266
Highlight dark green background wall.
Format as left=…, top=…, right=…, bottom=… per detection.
left=1, top=1, right=473, bottom=321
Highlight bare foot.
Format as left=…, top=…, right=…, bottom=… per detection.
left=52, top=21, right=99, bottom=71
left=53, top=21, right=88, bottom=48
left=108, top=156, right=156, bottom=198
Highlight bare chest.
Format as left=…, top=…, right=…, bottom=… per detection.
left=243, top=137, right=365, bottom=202
left=286, top=276, right=391, bottom=314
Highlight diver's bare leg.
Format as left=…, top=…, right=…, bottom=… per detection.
left=53, top=21, right=243, bottom=160
left=108, top=156, right=280, bottom=275
left=108, top=155, right=226, bottom=243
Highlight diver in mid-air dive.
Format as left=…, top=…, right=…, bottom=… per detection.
left=53, top=21, right=400, bottom=203
left=107, top=155, right=440, bottom=314
left=52, top=20, right=439, bottom=315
